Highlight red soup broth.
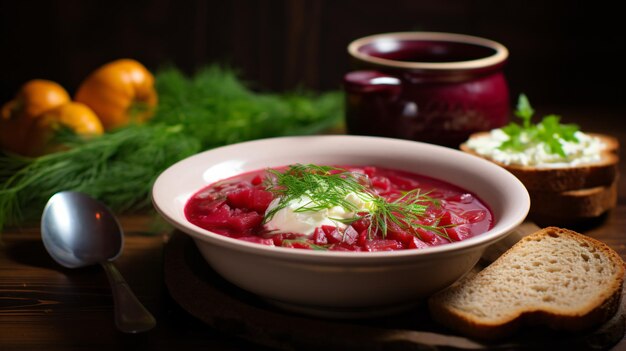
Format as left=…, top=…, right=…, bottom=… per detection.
left=184, top=165, right=493, bottom=251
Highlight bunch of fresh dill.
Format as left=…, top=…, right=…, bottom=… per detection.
left=0, top=66, right=343, bottom=233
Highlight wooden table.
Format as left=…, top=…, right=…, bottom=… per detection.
left=1, top=106, right=624, bottom=350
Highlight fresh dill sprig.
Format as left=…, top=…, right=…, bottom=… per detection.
left=498, top=94, right=580, bottom=157
left=263, top=164, right=370, bottom=221
left=0, top=124, right=199, bottom=231
left=263, top=164, right=449, bottom=241
left=367, top=188, right=450, bottom=241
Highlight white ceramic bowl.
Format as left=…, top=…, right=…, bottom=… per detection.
left=153, top=135, right=529, bottom=317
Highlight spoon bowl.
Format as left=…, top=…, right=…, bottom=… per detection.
left=41, top=191, right=156, bottom=333
left=42, top=191, right=122, bottom=268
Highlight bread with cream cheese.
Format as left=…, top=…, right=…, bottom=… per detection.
left=460, top=132, right=619, bottom=192
left=460, top=132, right=619, bottom=226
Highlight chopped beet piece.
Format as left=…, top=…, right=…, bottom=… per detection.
left=460, top=209, right=487, bottom=223
left=250, top=189, right=274, bottom=212
left=226, top=188, right=274, bottom=213
left=371, top=176, right=391, bottom=192
left=312, top=228, right=328, bottom=245
left=408, top=237, right=429, bottom=249
left=445, top=227, right=460, bottom=241
left=438, top=211, right=468, bottom=226
left=357, top=229, right=368, bottom=246
left=415, top=228, right=437, bottom=244
left=364, top=239, right=403, bottom=251
left=418, top=214, right=438, bottom=227
left=227, top=211, right=263, bottom=231
left=194, top=198, right=226, bottom=212
left=251, top=175, right=264, bottom=185
left=387, top=229, right=414, bottom=247
left=385, top=220, right=414, bottom=241
left=342, top=226, right=359, bottom=245
left=196, top=205, right=231, bottom=227
left=386, top=174, right=419, bottom=190
left=363, top=166, right=377, bottom=177
left=269, top=233, right=299, bottom=246
left=350, top=216, right=370, bottom=233
left=445, top=225, right=472, bottom=242
left=321, top=225, right=337, bottom=236
left=430, top=235, right=451, bottom=246
left=271, top=234, right=284, bottom=246
left=324, top=227, right=344, bottom=244
left=226, top=188, right=252, bottom=209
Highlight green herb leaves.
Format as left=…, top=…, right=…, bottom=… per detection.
left=366, top=188, right=448, bottom=241
left=536, top=115, right=579, bottom=157
left=263, top=164, right=447, bottom=241
left=515, top=93, right=534, bottom=128
left=498, top=94, right=580, bottom=157
left=264, top=164, right=370, bottom=222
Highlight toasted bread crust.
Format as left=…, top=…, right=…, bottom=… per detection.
left=428, top=227, right=625, bottom=340
left=460, top=132, right=619, bottom=192
left=529, top=180, right=618, bottom=218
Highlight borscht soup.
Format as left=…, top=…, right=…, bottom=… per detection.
left=184, top=164, right=493, bottom=251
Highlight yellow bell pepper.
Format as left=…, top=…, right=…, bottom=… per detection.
left=24, top=102, right=104, bottom=156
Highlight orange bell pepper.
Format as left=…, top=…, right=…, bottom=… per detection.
left=74, top=59, right=158, bottom=130
left=0, top=79, right=70, bottom=154
left=25, top=102, right=104, bottom=156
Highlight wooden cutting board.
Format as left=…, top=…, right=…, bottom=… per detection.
left=163, top=227, right=625, bottom=350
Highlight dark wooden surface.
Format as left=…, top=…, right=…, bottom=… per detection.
left=0, top=107, right=624, bottom=350
left=162, top=230, right=626, bottom=350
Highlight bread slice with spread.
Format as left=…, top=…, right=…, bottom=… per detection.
left=460, top=95, right=619, bottom=226
left=461, top=132, right=618, bottom=192
left=428, top=227, right=625, bottom=340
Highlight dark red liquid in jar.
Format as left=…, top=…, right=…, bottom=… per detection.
left=359, top=40, right=497, bottom=63
left=345, top=33, right=510, bottom=148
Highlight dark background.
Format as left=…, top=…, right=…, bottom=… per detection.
left=1, top=0, right=624, bottom=115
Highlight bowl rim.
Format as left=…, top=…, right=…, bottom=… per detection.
left=347, top=31, right=509, bottom=71
left=152, top=135, right=529, bottom=263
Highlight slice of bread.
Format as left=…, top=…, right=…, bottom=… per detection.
left=460, top=132, right=619, bottom=192
left=428, top=227, right=625, bottom=340
left=528, top=180, right=618, bottom=225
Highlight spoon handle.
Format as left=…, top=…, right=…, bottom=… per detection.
left=101, top=261, right=156, bottom=333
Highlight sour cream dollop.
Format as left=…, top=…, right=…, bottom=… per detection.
left=466, top=129, right=605, bottom=167
left=264, top=192, right=373, bottom=237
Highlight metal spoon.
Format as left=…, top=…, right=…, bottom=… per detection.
left=41, top=191, right=156, bottom=333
